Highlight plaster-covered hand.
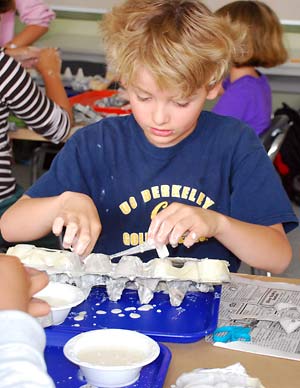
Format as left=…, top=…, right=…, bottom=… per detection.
left=52, top=192, right=102, bottom=257
left=148, top=202, right=222, bottom=248
left=34, top=47, right=62, bottom=77
left=4, top=46, right=41, bottom=68
left=0, top=255, right=50, bottom=317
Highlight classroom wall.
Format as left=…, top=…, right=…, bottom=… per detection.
left=45, top=0, right=300, bottom=23
left=24, top=1, right=300, bottom=111
left=203, top=0, right=300, bottom=23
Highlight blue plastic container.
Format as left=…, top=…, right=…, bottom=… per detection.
left=46, top=285, right=221, bottom=343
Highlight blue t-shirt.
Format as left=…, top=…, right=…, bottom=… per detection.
left=26, top=112, right=298, bottom=272
left=212, top=73, right=271, bottom=136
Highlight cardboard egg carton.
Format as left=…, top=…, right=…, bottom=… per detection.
left=7, top=244, right=230, bottom=306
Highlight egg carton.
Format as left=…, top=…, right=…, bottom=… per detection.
left=7, top=244, right=230, bottom=306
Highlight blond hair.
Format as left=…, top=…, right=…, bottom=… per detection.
left=216, top=1, right=287, bottom=68
left=100, top=0, right=243, bottom=97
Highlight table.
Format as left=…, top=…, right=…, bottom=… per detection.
left=9, top=126, right=82, bottom=183
left=163, top=275, right=300, bottom=388
left=9, top=125, right=82, bottom=142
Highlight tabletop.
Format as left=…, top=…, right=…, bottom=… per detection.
left=163, top=275, right=300, bottom=388
left=9, top=126, right=81, bottom=142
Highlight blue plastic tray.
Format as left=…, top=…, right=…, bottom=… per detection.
left=46, top=285, right=221, bottom=343
left=45, top=334, right=171, bottom=388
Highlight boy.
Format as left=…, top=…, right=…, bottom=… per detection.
left=1, top=0, right=298, bottom=273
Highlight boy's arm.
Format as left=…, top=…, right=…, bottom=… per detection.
left=214, top=216, right=291, bottom=274
left=0, top=192, right=102, bottom=257
left=147, top=202, right=292, bottom=274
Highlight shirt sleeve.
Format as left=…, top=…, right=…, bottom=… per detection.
left=0, top=50, right=70, bottom=143
left=15, top=0, right=55, bottom=27
left=229, top=125, right=298, bottom=233
left=0, top=310, right=55, bottom=388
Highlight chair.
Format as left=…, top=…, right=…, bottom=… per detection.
left=259, top=114, right=292, bottom=162
left=249, top=114, right=292, bottom=277
left=30, top=143, right=63, bottom=184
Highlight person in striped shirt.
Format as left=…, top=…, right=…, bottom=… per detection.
left=0, top=46, right=72, bottom=244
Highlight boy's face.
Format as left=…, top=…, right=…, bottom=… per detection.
left=126, top=66, right=220, bottom=148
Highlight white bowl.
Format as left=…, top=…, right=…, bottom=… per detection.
left=63, top=329, right=160, bottom=387
left=35, top=281, right=85, bottom=325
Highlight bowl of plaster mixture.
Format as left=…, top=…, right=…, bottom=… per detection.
left=63, top=328, right=160, bottom=387
left=35, top=281, right=85, bottom=325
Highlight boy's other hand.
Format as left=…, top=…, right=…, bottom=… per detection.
left=148, top=202, right=222, bottom=248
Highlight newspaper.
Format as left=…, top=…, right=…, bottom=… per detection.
left=207, top=274, right=300, bottom=361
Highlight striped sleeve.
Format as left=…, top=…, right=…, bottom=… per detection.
left=0, top=50, right=70, bottom=144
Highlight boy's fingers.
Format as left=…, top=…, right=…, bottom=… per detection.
left=52, top=216, right=65, bottom=236
left=63, top=222, right=79, bottom=249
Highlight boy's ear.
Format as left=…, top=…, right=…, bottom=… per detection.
left=206, top=82, right=222, bottom=100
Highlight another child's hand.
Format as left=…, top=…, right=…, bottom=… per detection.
left=34, top=47, right=62, bottom=78
left=0, top=255, right=50, bottom=317
left=148, top=202, right=222, bottom=248
left=5, top=46, right=41, bottom=68
left=52, top=192, right=102, bottom=257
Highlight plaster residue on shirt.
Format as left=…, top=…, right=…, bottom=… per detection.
left=96, top=143, right=102, bottom=149
left=99, top=189, right=106, bottom=200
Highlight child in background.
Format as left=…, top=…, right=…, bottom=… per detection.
left=0, top=0, right=55, bottom=48
left=0, top=46, right=72, bottom=250
left=0, top=47, right=72, bottom=204
left=1, top=0, right=297, bottom=274
left=0, top=254, right=55, bottom=387
left=212, top=0, right=288, bottom=136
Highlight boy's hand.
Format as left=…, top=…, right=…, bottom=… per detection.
left=148, top=202, right=222, bottom=248
left=52, top=192, right=102, bottom=257
left=0, top=255, right=50, bottom=317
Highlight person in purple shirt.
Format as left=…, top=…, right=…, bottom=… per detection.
left=212, top=1, right=288, bottom=136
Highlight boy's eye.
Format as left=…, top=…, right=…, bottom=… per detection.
left=137, top=95, right=151, bottom=102
left=175, top=101, right=189, bottom=108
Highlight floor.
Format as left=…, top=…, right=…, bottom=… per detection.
left=11, top=160, right=300, bottom=280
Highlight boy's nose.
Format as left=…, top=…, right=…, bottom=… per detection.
left=152, top=105, right=169, bottom=126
